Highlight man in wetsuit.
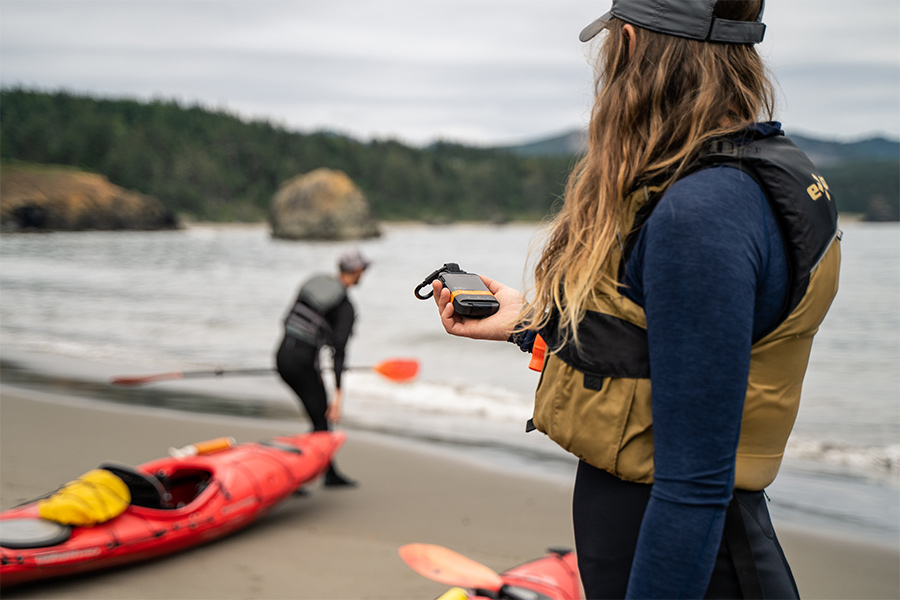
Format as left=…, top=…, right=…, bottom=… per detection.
left=275, top=248, right=369, bottom=487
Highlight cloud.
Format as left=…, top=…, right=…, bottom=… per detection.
left=776, top=62, right=900, bottom=140
left=1, top=0, right=897, bottom=145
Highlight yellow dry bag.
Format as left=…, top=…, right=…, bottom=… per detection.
left=38, top=469, right=131, bottom=526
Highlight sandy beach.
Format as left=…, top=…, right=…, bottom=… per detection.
left=1, top=382, right=898, bottom=599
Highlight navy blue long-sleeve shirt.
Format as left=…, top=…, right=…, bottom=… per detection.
left=620, top=125, right=789, bottom=597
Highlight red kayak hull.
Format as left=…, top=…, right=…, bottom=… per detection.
left=0, top=431, right=345, bottom=588
left=497, top=549, right=581, bottom=600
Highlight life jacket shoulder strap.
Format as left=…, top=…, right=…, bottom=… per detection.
left=698, top=134, right=840, bottom=320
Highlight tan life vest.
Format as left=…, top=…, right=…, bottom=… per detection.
left=530, top=134, right=841, bottom=491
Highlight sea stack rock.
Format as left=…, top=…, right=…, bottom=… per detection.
left=0, top=166, right=177, bottom=232
left=269, top=168, right=380, bottom=240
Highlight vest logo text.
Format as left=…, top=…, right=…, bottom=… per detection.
left=807, top=174, right=831, bottom=201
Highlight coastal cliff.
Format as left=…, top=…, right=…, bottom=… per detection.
left=0, top=165, right=177, bottom=232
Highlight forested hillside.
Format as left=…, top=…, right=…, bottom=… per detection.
left=818, top=160, right=899, bottom=220
left=0, top=89, right=572, bottom=223
left=1, top=89, right=896, bottom=222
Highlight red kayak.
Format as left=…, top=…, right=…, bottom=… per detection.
left=400, top=543, right=582, bottom=600
left=0, top=431, right=345, bottom=588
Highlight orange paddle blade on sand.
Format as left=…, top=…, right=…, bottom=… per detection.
left=373, top=358, right=419, bottom=382
left=399, top=543, right=503, bottom=591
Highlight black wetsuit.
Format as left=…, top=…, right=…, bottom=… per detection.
left=275, top=293, right=355, bottom=432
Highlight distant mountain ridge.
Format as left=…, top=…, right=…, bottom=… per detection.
left=787, top=133, right=899, bottom=166
left=502, top=128, right=900, bottom=166
left=500, top=129, right=586, bottom=158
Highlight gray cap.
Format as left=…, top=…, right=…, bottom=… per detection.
left=338, top=248, right=370, bottom=272
left=579, top=0, right=766, bottom=44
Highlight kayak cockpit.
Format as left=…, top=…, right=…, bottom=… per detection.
left=100, top=463, right=213, bottom=510
left=157, top=467, right=213, bottom=509
left=100, top=462, right=171, bottom=508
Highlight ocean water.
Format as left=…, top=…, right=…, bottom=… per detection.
left=0, top=221, right=897, bottom=547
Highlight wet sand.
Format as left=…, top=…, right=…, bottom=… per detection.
left=1, top=383, right=898, bottom=599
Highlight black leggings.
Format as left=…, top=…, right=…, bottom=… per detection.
left=572, top=460, right=799, bottom=599
left=276, top=337, right=329, bottom=432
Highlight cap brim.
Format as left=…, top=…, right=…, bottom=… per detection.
left=579, top=11, right=612, bottom=42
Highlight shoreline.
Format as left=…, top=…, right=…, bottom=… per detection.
left=0, top=213, right=884, bottom=237
left=1, top=357, right=898, bottom=598
left=2, top=345, right=897, bottom=549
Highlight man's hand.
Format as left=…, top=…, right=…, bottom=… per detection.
left=433, top=275, right=525, bottom=341
left=326, top=389, right=342, bottom=423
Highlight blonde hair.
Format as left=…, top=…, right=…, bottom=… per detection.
left=521, top=1, right=774, bottom=346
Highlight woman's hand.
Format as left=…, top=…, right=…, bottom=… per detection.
left=433, top=276, right=525, bottom=341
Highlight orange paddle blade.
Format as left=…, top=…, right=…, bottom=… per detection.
left=399, top=544, right=503, bottom=591
left=374, top=359, right=419, bottom=382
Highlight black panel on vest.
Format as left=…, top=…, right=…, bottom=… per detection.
left=542, top=312, right=650, bottom=379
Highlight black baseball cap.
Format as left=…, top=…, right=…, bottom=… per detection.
left=579, top=0, right=766, bottom=44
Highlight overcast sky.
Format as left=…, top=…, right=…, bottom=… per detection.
left=1, top=0, right=898, bottom=146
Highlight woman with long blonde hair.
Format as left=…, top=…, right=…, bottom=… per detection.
left=432, top=0, right=840, bottom=597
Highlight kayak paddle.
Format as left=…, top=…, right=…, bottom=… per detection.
left=111, top=358, right=419, bottom=386
left=398, top=543, right=504, bottom=592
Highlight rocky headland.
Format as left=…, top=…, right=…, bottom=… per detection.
left=0, top=165, right=177, bottom=232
